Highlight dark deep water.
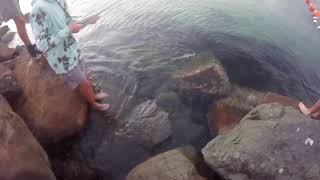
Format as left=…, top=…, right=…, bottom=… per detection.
left=53, top=0, right=320, bottom=179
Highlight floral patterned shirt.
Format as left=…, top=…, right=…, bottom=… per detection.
left=30, top=0, right=80, bottom=74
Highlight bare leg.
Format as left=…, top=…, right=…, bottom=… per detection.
left=13, top=16, right=31, bottom=46
left=79, top=80, right=109, bottom=111
left=299, top=100, right=320, bottom=116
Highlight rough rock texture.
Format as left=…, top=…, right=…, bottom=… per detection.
left=127, top=146, right=206, bottom=180
left=120, top=100, right=172, bottom=149
left=203, top=103, right=320, bottom=180
left=52, top=159, right=98, bottom=180
left=208, top=85, right=263, bottom=135
left=0, top=95, right=56, bottom=180
left=1, top=32, right=16, bottom=44
left=175, top=55, right=231, bottom=97
left=13, top=51, right=88, bottom=144
left=69, top=99, right=172, bottom=179
left=0, top=64, right=21, bottom=102
left=0, top=43, right=15, bottom=62
left=207, top=86, right=300, bottom=136
left=0, top=25, right=9, bottom=39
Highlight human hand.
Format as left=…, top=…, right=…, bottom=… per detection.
left=88, top=15, right=100, bottom=24
left=69, top=23, right=82, bottom=33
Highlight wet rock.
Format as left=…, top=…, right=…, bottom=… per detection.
left=0, top=43, right=14, bottom=62
left=127, top=146, right=206, bottom=180
left=0, top=25, right=9, bottom=39
left=203, top=103, right=320, bottom=180
left=0, top=64, right=21, bottom=102
left=0, top=95, right=56, bottom=180
left=13, top=50, right=88, bottom=144
left=121, top=100, right=172, bottom=149
left=207, top=86, right=300, bottom=135
left=207, top=85, right=263, bottom=135
left=69, top=100, right=172, bottom=179
left=52, top=159, right=98, bottom=180
left=174, top=54, right=231, bottom=98
left=261, top=92, right=299, bottom=110
left=1, top=32, right=16, bottom=44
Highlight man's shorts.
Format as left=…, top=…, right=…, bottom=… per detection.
left=63, top=61, right=88, bottom=90
left=0, top=0, right=23, bottom=22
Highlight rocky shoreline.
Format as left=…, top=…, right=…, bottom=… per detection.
left=0, top=24, right=319, bottom=180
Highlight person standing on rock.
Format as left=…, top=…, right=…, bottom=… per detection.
left=29, top=0, right=110, bottom=111
left=0, top=0, right=41, bottom=57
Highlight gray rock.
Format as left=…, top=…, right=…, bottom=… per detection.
left=0, top=25, right=9, bottom=39
left=1, top=32, right=16, bottom=44
left=0, top=64, right=21, bottom=102
left=127, top=146, right=206, bottom=180
left=202, top=103, right=320, bottom=180
left=121, top=100, right=172, bottom=149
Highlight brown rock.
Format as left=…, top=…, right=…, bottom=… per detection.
left=13, top=50, right=88, bottom=144
left=208, top=86, right=300, bottom=135
left=0, top=64, right=21, bottom=102
left=208, top=85, right=263, bottom=135
left=0, top=95, right=56, bottom=180
left=0, top=43, right=14, bottom=62
left=1, top=32, right=16, bottom=44
left=261, top=92, right=299, bottom=110
left=127, top=146, right=207, bottom=180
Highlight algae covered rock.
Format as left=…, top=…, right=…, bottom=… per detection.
left=13, top=51, right=88, bottom=144
left=203, top=103, right=320, bottom=180
left=0, top=95, right=56, bottom=180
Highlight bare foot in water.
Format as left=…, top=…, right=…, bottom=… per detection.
left=93, top=103, right=110, bottom=111
left=299, top=102, right=311, bottom=116
left=95, top=92, right=109, bottom=101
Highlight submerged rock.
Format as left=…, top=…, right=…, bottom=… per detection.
left=175, top=54, right=231, bottom=98
left=0, top=64, right=21, bottom=102
left=207, top=85, right=300, bottom=135
left=68, top=100, right=172, bottom=179
left=0, top=95, right=56, bottom=180
left=127, top=146, right=206, bottom=180
left=121, top=100, right=172, bottom=149
left=13, top=51, right=88, bottom=144
left=203, top=103, right=320, bottom=180
left=207, top=85, right=263, bottom=135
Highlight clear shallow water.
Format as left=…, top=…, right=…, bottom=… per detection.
left=66, top=0, right=320, bottom=102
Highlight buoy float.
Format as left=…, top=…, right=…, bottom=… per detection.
left=314, top=10, right=320, bottom=17
left=310, top=3, right=316, bottom=12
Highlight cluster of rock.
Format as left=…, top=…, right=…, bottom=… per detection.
left=0, top=25, right=318, bottom=180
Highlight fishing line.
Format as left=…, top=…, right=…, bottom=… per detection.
left=39, top=0, right=126, bottom=58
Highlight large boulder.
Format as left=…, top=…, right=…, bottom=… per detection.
left=13, top=51, right=88, bottom=144
left=0, top=64, right=21, bottom=102
left=203, top=103, right=320, bottom=180
left=127, top=146, right=207, bottom=180
left=0, top=95, right=56, bottom=180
